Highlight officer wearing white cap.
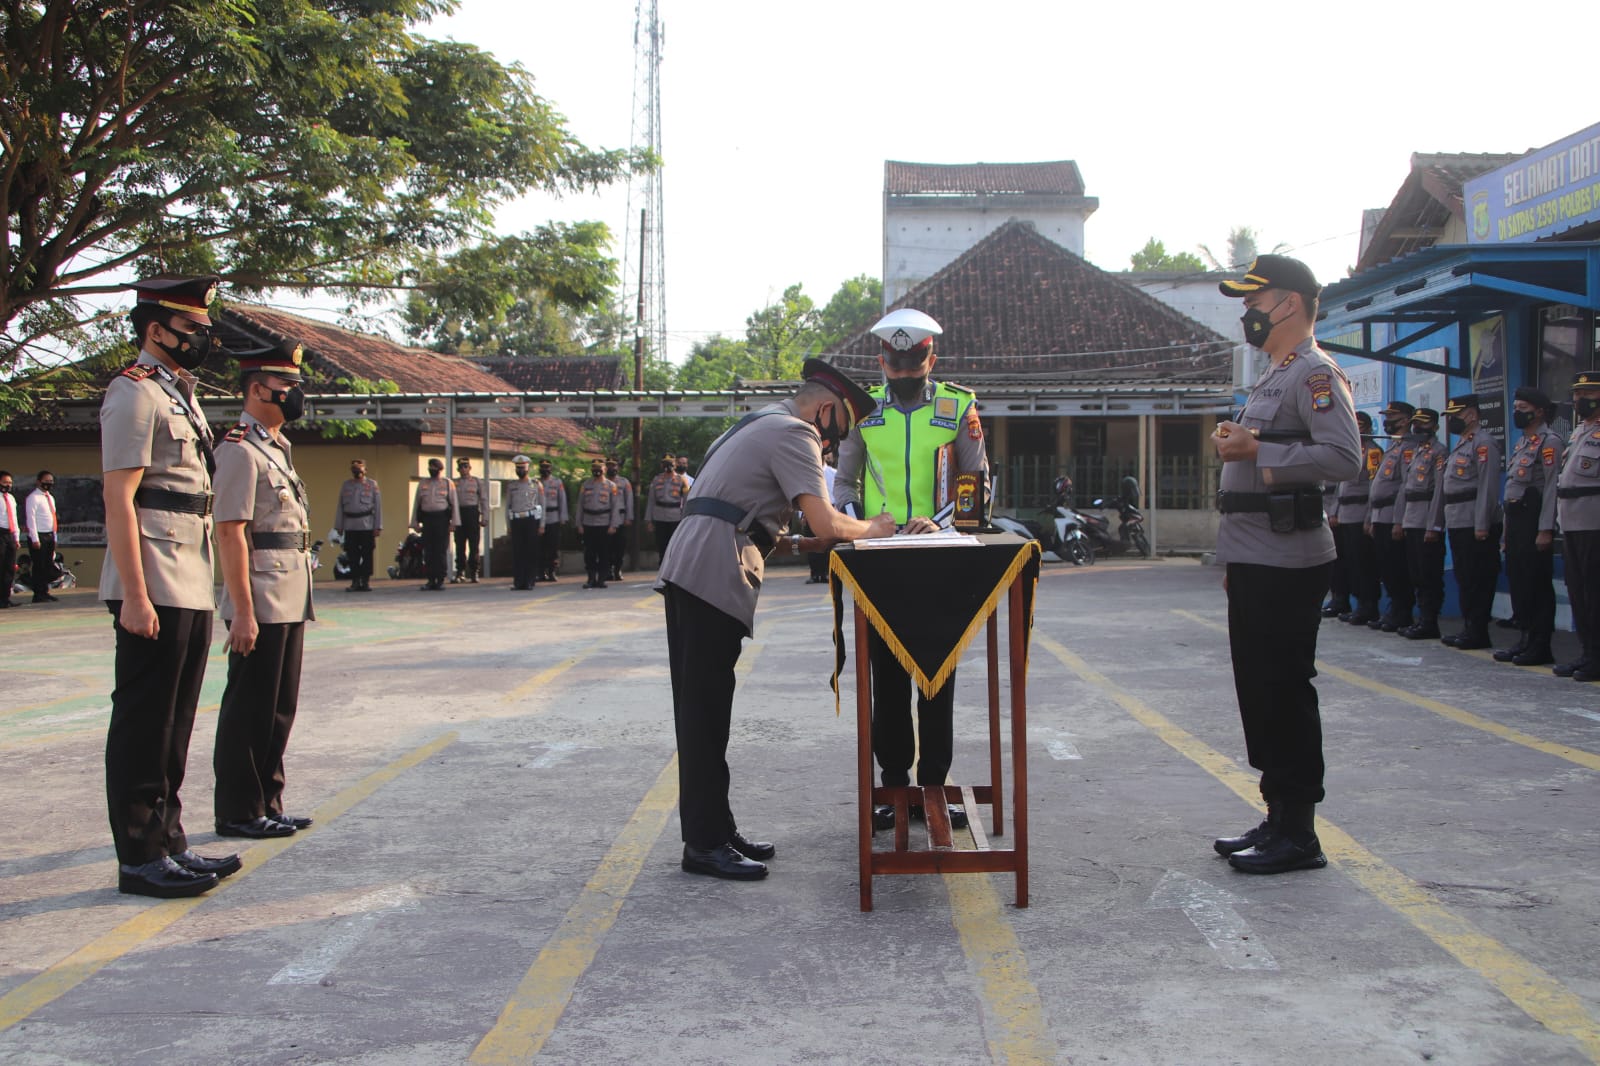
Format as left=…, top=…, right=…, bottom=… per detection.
left=835, top=307, right=987, bottom=833
left=212, top=339, right=316, bottom=840
left=1435, top=393, right=1502, bottom=649
left=505, top=454, right=543, bottom=590
left=1554, top=370, right=1600, bottom=681
left=1211, top=255, right=1361, bottom=875
left=101, top=275, right=239, bottom=897
left=1496, top=387, right=1562, bottom=666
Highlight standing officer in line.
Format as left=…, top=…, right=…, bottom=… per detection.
left=335, top=459, right=381, bottom=592
left=1434, top=394, right=1502, bottom=650
left=0, top=471, right=17, bottom=609
left=24, top=471, right=60, bottom=602
left=410, top=458, right=459, bottom=590
left=1331, top=411, right=1383, bottom=626
left=1364, top=401, right=1419, bottom=632
left=452, top=457, right=488, bottom=583
left=1319, top=478, right=1350, bottom=618
left=578, top=458, right=622, bottom=589
left=505, top=455, right=543, bottom=591
left=536, top=459, right=567, bottom=582
left=657, top=359, right=897, bottom=880
left=1210, top=255, right=1361, bottom=876
left=834, top=307, right=987, bottom=832
left=1554, top=371, right=1600, bottom=682
left=212, top=340, right=316, bottom=840
left=1496, top=387, right=1563, bottom=666
left=605, top=457, right=634, bottom=582
left=1397, top=409, right=1448, bottom=640
left=100, top=275, right=239, bottom=898
left=644, top=453, right=690, bottom=562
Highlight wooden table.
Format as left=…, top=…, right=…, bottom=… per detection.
left=829, top=534, right=1039, bottom=912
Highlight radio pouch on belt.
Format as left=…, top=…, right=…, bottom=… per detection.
left=1294, top=488, right=1325, bottom=530
left=1266, top=493, right=1297, bottom=534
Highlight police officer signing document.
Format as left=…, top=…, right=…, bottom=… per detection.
left=1212, top=256, right=1361, bottom=876
left=656, top=360, right=898, bottom=881
left=100, top=276, right=241, bottom=898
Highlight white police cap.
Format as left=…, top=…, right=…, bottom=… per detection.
left=870, top=308, right=942, bottom=354
left=513, top=454, right=532, bottom=465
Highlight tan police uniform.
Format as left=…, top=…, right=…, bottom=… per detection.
left=1398, top=420, right=1448, bottom=636
left=645, top=466, right=691, bottom=559
left=506, top=472, right=543, bottom=589
left=411, top=473, right=459, bottom=589
left=606, top=466, right=633, bottom=580
left=538, top=469, right=567, bottom=581
left=453, top=470, right=488, bottom=581
left=1501, top=419, right=1563, bottom=662
left=1433, top=409, right=1502, bottom=645
left=336, top=474, right=382, bottom=589
left=578, top=473, right=623, bottom=587
left=1555, top=389, right=1600, bottom=679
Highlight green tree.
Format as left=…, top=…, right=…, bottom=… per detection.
left=1198, top=226, right=1286, bottom=271
left=816, top=274, right=882, bottom=347
left=745, top=283, right=820, bottom=380
left=0, top=0, right=647, bottom=413
left=1128, top=238, right=1206, bottom=274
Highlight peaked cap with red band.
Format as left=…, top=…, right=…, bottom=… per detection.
left=235, top=338, right=305, bottom=381
left=126, top=275, right=220, bottom=326
left=801, top=358, right=875, bottom=426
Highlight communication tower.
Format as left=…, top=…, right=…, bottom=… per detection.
left=621, top=0, right=666, bottom=375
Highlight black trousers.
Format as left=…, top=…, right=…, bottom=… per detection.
left=1565, top=528, right=1600, bottom=663
left=214, top=621, right=305, bottom=822
left=454, top=507, right=481, bottom=577
left=608, top=526, right=627, bottom=574
left=105, top=602, right=212, bottom=864
left=1404, top=528, right=1446, bottom=618
left=1226, top=562, right=1329, bottom=807
left=1448, top=525, right=1502, bottom=634
left=808, top=550, right=829, bottom=580
left=1338, top=521, right=1380, bottom=607
left=0, top=536, right=14, bottom=605
left=344, top=529, right=375, bottom=580
left=663, top=582, right=748, bottom=848
left=540, top=523, right=562, bottom=577
left=653, top=519, right=679, bottom=561
left=1371, top=521, right=1414, bottom=619
left=29, top=532, right=57, bottom=597
left=510, top=517, right=540, bottom=588
left=1504, top=500, right=1555, bottom=635
left=868, top=627, right=956, bottom=788
left=1326, top=520, right=1350, bottom=607
left=419, top=510, right=450, bottom=583
left=581, top=525, right=609, bottom=579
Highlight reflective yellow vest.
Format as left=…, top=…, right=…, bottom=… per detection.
left=859, top=381, right=971, bottom=522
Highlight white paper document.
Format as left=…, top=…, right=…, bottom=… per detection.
left=850, top=529, right=983, bottom=549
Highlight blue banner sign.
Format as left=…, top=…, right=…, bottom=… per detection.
left=1466, top=121, right=1600, bottom=243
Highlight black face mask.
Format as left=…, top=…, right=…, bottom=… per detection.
left=157, top=324, right=213, bottom=370
left=675, top=463, right=688, bottom=474
left=516, top=467, right=530, bottom=479
left=1578, top=397, right=1600, bottom=420
left=1513, top=409, right=1535, bottom=430
left=539, top=466, right=552, bottom=478
left=1446, top=415, right=1467, bottom=435
left=1382, top=418, right=1407, bottom=435
left=263, top=383, right=305, bottom=421
left=1413, top=424, right=1435, bottom=437
left=887, top=375, right=927, bottom=405
left=1239, top=295, right=1291, bottom=349
left=813, top=403, right=846, bottom=459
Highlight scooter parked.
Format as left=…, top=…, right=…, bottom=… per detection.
left=1079, top=478, right=1151, bottom=558
left=989, top=476, right=1093, bottom=565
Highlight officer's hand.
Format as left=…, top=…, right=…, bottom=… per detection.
left=376, top=528, right=382, bottom=536
left=1363, top=522, right=1374, bottom=537
left=1391, top=526, right=1405, bottom=541
left=117, top=598, right=160, bottom=640
left=900, top=516, right=940, bottom=535
left=1475, top=529, right=1488, bottom=541
left=1536, top=530, right=1554, bottom=551
left=865, top=513, right=897, bottom=539
left=646, top=522, right=653, bottom=532
left=607, top=526, right=616, bottom=535
left=1424, top=530, right=1440, bottom=543
left=1212, top=421, right=1259, bottom=462
left=228, top=614, right=259, bottom=656
left=1328, top=515, right=1340, bottom=528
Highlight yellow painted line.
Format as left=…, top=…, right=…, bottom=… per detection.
left=632, top=590, right=661, bottom=609
left=0, top=730, right=458, bottom=1032
left=945, top=872, right=1058, bottom=1065
left=470, top=755, right=679, bottom=1065
left=1036, top=633, right=1600, bottom=1062
left=1170, top=609, right=1600, bottom=773
left=515, top=589, right=575, bottom=613
left=502, top=657, right=582, bottom=704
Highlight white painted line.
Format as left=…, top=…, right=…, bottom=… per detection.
left=1365, top=653, right=1423, bottom=666
left=1147, top=871, right=1277, bottom=971
left=1028, top=728, right=1082, bottom=760
left=524, top=741, right=591, bottom=769
left=267, top=885, right=419, bottom=986
left=1558, top=706, right=1600, bottom=725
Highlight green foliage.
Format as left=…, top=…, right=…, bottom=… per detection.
left=0, top=0, right=648, bottom=415
left=1128, top=238, right=1206, bottom=274
left=310, top=374, right=399, bottom=439
left=744, top=284, right=820, bottom=381
left=815, top=274, right=882, bottom=347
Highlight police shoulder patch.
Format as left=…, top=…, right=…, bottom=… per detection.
left=934, top=396, right=958, bottom=420
left=1544, top=446, right=1557, bottom=465
left=964, top=404, right=983, bottom=440
left=943, top=382, right=975, bottom=397
left=1476, top=445, right=1489, bottom=463
left=119, top=364, right=159, bottom=382
left=1306, top=372, right=1334, bottom=412
left=223, top=421, right=249, bottom=443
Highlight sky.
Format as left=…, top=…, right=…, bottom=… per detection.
left=296, top=0, right=1599, bottom=363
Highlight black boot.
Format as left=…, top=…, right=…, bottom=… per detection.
left=1345, top=602, right=1379, bottom=626
left=1403, top=615, right=1441, bottom=639
left=1512, top=634, right=1554, bottom=666
left=1452, top=625, right=1492, bottom=650
left=1228, top=803, right=1326, bottom=874
left=1214, top=805, right=1276, bottom=856
left=1494, top=631, right=1530, bottom=662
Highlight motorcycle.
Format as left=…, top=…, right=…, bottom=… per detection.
left=387, top=530, right=428, bottom=580
left=12, top=550, right=79, bottom=596
left=989, top=476, right=1093, bottom=566
left=1079, top=477, right=1151, bottom=559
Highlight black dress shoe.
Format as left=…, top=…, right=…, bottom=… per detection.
left=681, top=844, right=767, bottom=881
left=1453, top=633, right=1492, bottom=651
left=730, top=832, right=775, bottom=861
left=1213, top=817, right=1273, bottom=856
left=871, top=804, right=896, bottom=831
left=1403, top=620, right=1441, bottom=639
left=909, top=804, right=970, bottom=829
left=216, top=816, right=296, bottom=839
left=1227, top=832, right=1327, bottom=875
left=1575, top=663, right=1600, bottom=683
left=1440, top=632, right=1463, bottom=646
left=1554, top=659, right=1587, bottom=678
left=268, top=812, right=313, bottom=830
left=118, top=856, right=218, bottom=898
left=172, top=849, right=242, bottom=878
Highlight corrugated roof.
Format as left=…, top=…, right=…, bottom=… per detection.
left=1356, top=152, right=1523, bottom=272
left=467, top=355, right=624, bottom=392
left=885, top=160, right=1087, bottom=197
left=827, top=220, right=1230, bottom=383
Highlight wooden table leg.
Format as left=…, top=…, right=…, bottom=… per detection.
left=1009, top=579, right=1029, bottom=908
left=987, top=611, right=1003, bottom=837
left=856, top=603, right=874, bottom=912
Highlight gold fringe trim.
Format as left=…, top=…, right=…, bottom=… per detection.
left=828, top=542, right=1040, bottom=713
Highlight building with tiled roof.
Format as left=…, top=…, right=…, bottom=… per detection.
left=884, top=160, right=1100, bottom=305
left=466, top=355, right=624, bottom=393
left=1356, top=152, right=1522, bottom=272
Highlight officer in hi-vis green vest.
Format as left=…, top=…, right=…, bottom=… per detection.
left=834, top=308, right=988, bottom=833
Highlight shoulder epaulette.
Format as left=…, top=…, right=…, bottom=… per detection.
left=942, top=382, right=976, bottom=396
left=119, top=364, right=159, bottom=382
left=223, top=421, right=249, bottom=443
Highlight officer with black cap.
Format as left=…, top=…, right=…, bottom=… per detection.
left=212, top=339, right=316, bottom=840
left=605, top=457, right=634, bottom=581
left=410, top=457, right=459, bottom=590
left=1554, top=370, right=1600, bottom=681
left=452, top=457, right=489, bottom=583
left=1363, top=401, right=1420, bottom=632
left=577, top=458, right=622, bottom=588
left=1497, top=387, right=1563, bottom=666
left=656, top=359, right=898, bottom=880
left=100, top=275, right=239, bottom=897
left=536, top=459, right=567, bottom=582
left=1211, top=255, right=1361, bottom=876
left=1330, top=410, right=1383, bottom=625
left=1397, top=408, right=1448, bottom=640
left=1435, top=393, right=1502, bottom=649
left=644, top=452, right=691, bottom=561
left=505, top=454, right=543, bottom=590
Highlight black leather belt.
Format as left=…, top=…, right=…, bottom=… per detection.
left=344, top=509, right=373, bottom=518
left=251, top=530, right=310, bottom=551
left=134, top=487, right=213, bottom=515
left=1404, top=489, right=1434, bottom=502
left=1558, top=485, right=1600, bottom=499
left=1444, top=490, right=1477, bottom=504
left=1370, top=494, right=1397, bottom=508
left=1216, top=488, right=1321, bottom=514
left=682, top=496, right=775, bottom=552
left=1337, top=494, right=1368, bottom=505
left=582, top=507, right=612, bottom=515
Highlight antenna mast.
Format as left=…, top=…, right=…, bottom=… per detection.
left=621, top=0, right=666, bottom=374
